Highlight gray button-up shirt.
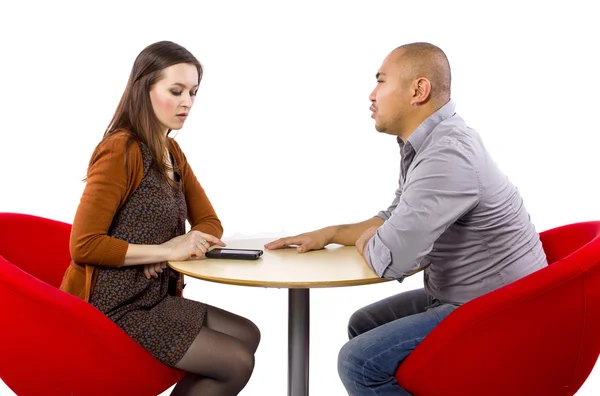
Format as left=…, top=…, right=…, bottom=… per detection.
left=365, top=100, right=547, bottom=305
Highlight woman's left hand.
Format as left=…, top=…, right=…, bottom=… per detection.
left=143, top=262, right=168, bottom=279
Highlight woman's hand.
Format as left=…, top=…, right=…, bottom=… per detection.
left=161, top=230, right=226, bottom=261
left=143, top=262, right=167, bottom=279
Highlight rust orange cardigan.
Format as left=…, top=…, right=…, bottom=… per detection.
left=59, top=131, right=223, bottom=301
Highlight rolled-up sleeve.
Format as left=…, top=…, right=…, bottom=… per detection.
left=364, top=137, right=480, bottom=279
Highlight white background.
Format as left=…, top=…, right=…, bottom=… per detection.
left=1, top=0, right=599, bottom=395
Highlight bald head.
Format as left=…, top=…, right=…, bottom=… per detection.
left=391, top=42, right=451, bottom=104
left=369, top=42, right=452, bottom=138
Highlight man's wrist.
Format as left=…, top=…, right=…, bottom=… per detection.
left=320, top=226, right=337, bottom=245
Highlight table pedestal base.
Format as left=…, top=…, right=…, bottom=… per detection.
left=288, top=288, right=309, bottom=396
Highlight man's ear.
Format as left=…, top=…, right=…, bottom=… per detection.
left=411, top=77, right=432, bottom=105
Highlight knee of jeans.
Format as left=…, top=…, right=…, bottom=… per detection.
left=337, top=338, right=362, bottom=381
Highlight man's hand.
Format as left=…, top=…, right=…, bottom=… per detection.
left=264, top=229, right=331, bottom=253
left=355, top=225, right=379, bottom=257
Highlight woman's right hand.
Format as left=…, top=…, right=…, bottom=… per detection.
left=161, top=230, right=226, bottom=261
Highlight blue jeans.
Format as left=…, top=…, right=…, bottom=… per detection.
left=338, top=288, right=457, bottom=395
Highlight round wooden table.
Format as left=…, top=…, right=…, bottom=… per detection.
left=168, top=237, right=390, bottom=396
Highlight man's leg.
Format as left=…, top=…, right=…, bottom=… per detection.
left=348, top=288, right=432, bottom=339
left=338, top=303, right=457, bottom=396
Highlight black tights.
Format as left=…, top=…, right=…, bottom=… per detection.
left=171, top=305, right=261, bottom=396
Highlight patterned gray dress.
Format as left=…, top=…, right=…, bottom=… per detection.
left=90, top=144, right=206, bottom=367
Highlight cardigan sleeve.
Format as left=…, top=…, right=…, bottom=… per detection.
left=170, top=139, right=224, bottom=238
left=70, top=133, right=144, bottom=267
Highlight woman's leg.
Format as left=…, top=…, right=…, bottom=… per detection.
left=204, top=305, right=261, bottom=353
left=170, top=306, right=260, bottom=396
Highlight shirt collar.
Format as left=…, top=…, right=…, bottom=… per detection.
left=399, top=99, right=456, bottom=152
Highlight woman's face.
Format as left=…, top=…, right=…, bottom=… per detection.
left=149, top=63, right=199, bottom=133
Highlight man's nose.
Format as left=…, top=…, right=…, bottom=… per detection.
left=369, top=86, right=377, bottom=102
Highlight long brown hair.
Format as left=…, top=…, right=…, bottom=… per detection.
left=88, top=41, right=203, bottom=186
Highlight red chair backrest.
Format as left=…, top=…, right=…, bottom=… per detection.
left=397, top=220, right=600, bottom=395
left=541, top=221, right=600, bottom=392
left=0, top=244, right=185, bottom=396
left=540, top=220, right=600, bottom=267
left=0, top=212, right=72, bottom=288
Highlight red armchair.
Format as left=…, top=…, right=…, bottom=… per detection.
left=0, top=212, right=184, bottom=396
left=396, top=220, right=600, bottom=395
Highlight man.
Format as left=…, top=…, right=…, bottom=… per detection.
left=265, top=42, right=548, bottom=395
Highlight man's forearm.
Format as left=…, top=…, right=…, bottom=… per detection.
left=322, top=217, right=384, bottom=246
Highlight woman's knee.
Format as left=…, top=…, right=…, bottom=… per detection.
left=230, top=345, right=255, bottom=386
left=241, top=317, right=261, bottom=353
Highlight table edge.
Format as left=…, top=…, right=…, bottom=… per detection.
left=168, top=262, right=392, bottom=289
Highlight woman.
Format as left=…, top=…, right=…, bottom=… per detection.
left=60, top=41, right=260, bottom=395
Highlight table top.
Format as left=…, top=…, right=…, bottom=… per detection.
left=168, top=238, right=391, bottom=289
